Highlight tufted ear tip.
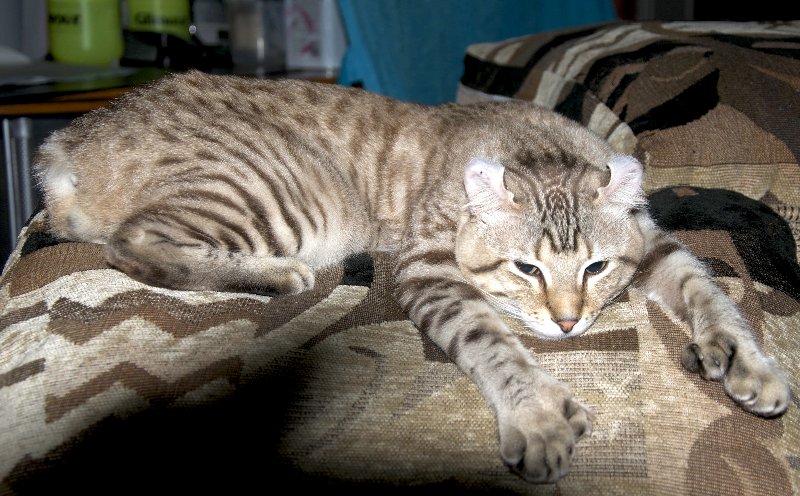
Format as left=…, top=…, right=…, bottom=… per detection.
left=464, top=157, right=514, bottom=205
left=463, top=158, right=523, bottom=223
left=598, top=155, right=646, bottom=208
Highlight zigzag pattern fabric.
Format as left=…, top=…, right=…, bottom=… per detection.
left=2, top=190, right=799, bottom=493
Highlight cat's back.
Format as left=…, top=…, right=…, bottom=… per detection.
left=34, top=71, right=427, bottom=242
left=34, top=70, right=610, bottom=245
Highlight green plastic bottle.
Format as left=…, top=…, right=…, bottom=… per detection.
left=47, top=0, right=124, bottom=66
left=127, top=0, right=191, bottom=40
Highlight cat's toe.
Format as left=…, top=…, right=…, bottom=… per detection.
left=680, top=332, right=734, bottom=380
left=500, top=412, right=574, bottom=483
left=683, top=331, right=791, bottom=417
left=724, top=354, right=792, bottom=417
left=281, top=262, right=315, bottom=295
left=498, top=390, right=591, bottom=483
left=238, top=258, right=315, bottom=296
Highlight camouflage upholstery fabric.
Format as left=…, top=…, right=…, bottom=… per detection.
left=2, top=21, right=799, bottom=495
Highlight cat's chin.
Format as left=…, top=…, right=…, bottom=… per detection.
left=530, top=331, right=588, bottom=341
left=524, top=327, right=590, bottom=341
left=523, top=319, right=593, bottom=341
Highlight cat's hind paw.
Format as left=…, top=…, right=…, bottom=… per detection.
left=681, top=333, right=792, bottom=417
left=498, top=386, right=592, bottom=483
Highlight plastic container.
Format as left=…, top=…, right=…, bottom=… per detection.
left=47, top=0, right=123, bottom=66
left=285, top=0, right=345, bottom=72
left=225, top=0, right=286, bottom=74
left=126, top=0, right=192, bottom=40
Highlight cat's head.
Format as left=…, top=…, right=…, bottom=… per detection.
left=456, top=155, right=646, bottom=340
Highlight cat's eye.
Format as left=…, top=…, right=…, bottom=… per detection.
left=585, top=261, right=608, bottom=275
left=514, top=261, right=540, bottom=275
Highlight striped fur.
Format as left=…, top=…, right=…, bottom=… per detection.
left=34, top=71, right=790, bottom=483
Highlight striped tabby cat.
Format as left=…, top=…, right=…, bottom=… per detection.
left=35, top=71, right=790, bottom=483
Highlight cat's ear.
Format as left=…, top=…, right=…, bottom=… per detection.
left=597, top=155, right=646, bottom=208
left=463, top=158, right=518, bottom=220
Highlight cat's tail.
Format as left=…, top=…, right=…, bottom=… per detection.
left=33, top=135, right=99, bottom=242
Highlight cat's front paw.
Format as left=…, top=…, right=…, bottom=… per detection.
left=681, top=332, right=792, bottom=417
left=498, top=384, right=592, bottom=483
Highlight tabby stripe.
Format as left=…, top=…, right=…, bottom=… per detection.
left=525, top=176, right=545, bottom=212
left=172, top=190, right=248, bottom=216
left=571, top=166, right=592, bottom=195
left=257, top=164, right=312, bottom=240
left=419, top=306, right=441, bottom=332
left=346, top=163, right=372, bottom=216
left=150, top=211, right=220, bottom=248
left=194, top=94, right=213, bottom=110
left=330, top=96, right=350, bottom=129
left=238, top=110, right=264, bottom=133
left=269, top=180, right=305, bottom=251
left=156, top=156, right=184, bottom=167
left=375, top=123, right=400, bottom=218
left=220, top=98, right=261, bottom=129
left=393, top=250, right=456, bottom=275
left=316, top=136, right=335, bottom=157
left=636, top=239, right=683, bottom=279
left=347, top=116, right=368, bottom=164
left=142, top=228, right=202, bottom=248
left=438, top=301, right=464, bottom=327
left=178, top=205, right=257, bottom=252
left=272, top=155, right=321, bottom=235
left=183, top=76, right=203, bottom=90
left=193, top=137, right=249, bottom=180
left=419, top=205, right=454, bottom=239
left=209, top=134, right=304, bottom=252
left=510, top=381, right=529, bottom=408
left=176, top=172, right=285, bottom=256
left=463, top=326, right=510, bottom=348
left=447, top=335, right=460, bottom=361
left=279, top=131, right=333, bottom=205
left=172, top=165, right=206, bottom=178
left=176, top=97, right=209, bottom=120
left=411, top=292, right=451, bottom=324
left=293, top=164, right=329, bottom=236
left=397, top=277, right=485, bottom=307
left=261, top=122, right=329, bottom=236
left=228, top=129, right=269, bottom=160
left=435, top=214, right=459, bottom=233
left=222, top=99, right=239, bottom=115
left=250, top=171, right=302, bottom=253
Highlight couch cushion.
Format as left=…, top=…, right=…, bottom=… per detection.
left=459, top=21, right=800, bottom=258
left=2, top=188, right=799, bottom=494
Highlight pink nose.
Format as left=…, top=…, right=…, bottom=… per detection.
left=557, top=320, right=578, bottom=333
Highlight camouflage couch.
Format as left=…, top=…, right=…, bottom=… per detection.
left=1, top=21, right=799, bottom=495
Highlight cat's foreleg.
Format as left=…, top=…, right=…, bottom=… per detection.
left=634, top=214, right=791, bottom=417
left=394, top=251, right=592, bottom=483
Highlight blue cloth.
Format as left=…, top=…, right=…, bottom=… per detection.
left=337, top=0, right=618, bottom=104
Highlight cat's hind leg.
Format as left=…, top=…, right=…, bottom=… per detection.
left=104, top=216, right=314, bottom=296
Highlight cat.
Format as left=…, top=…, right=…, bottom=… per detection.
left=34, top=70, right=791, bottom=483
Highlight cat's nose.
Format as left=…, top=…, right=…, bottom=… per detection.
left=556, top=320, right=578, bottom=333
